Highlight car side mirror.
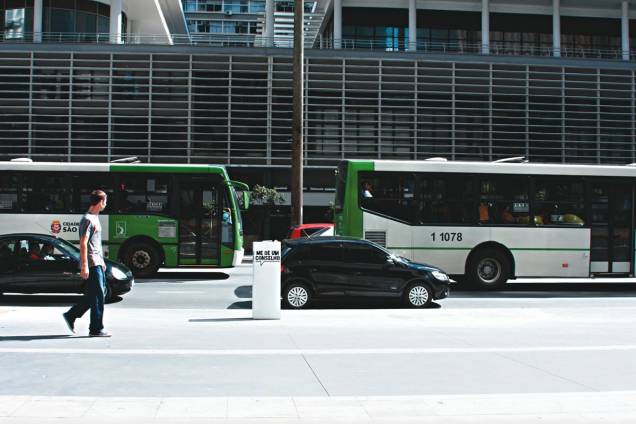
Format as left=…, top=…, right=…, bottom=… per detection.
left=383, top=258, right=395, bottom=269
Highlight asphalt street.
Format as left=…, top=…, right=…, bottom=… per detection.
left=1, top=262, right=636, bottom=423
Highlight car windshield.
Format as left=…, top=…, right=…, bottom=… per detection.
left=51, top=237, right=80, bottom=261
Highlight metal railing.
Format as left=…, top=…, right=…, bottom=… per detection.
left=1, top=32, right=634, bottom=61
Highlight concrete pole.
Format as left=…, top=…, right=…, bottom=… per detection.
left=622, top=1, right=630, bottom=61
left=33, top=0, right=43, bottom=42
left=408, top=0, right=417, bottom=51
left=109, top=0, right=123, bottom=44
left=334, top=0, right=342, bottom=49
left=553, top=0, right=561, bottom=57
left=265, top=0, right=274, bottom=47
left=291, top=0, right=304, bottom=226
left=481, top=0, right=489, bottom=54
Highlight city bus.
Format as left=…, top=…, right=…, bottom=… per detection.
left=0, top=161, right=249, bottom=276
left=334, top=159, right=636, bottom=289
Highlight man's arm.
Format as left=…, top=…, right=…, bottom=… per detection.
left=79, top=233, right=89, bottom=280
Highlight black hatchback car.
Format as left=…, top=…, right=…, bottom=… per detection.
left=281, top=237, right=450, bottom=309
left=0, top=233, right=134, bottom=299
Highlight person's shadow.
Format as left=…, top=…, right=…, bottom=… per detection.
left=0, top=335, right=91, bottom=341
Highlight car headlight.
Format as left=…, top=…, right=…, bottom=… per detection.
left=110, top=267, right=128, bottom=280
left=431, top=270, right=449, bottom=281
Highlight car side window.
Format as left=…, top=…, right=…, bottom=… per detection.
left=343, top=243, right=387, bottom=265
left=0, top=239, right=16, bottom=262
left=310, top=244, right=342, bottom=262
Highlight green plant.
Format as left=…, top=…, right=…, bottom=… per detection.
left=250, top=185, right=285, bottom=206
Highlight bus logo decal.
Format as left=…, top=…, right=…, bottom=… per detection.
left=115, top=221, right=127, bottom=238
left=51, top=220, right=61, bottom=234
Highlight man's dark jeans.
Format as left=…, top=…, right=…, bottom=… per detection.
left=66, top=266, right=106, bottom=333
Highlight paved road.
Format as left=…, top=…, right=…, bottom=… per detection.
left=1, top=263, right=636, bottom=423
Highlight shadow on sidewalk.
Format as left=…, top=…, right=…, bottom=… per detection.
left=0, top=334, right=90, bottom=341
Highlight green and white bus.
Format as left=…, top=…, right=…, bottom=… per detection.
left=335, top=159, right=636, bottom=289
left=0, top=161, right=249, bottom=276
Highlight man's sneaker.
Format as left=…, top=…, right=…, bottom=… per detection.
left=62, top=312, right=75, bottom=333
left=89, top=331, right=111, bottom=338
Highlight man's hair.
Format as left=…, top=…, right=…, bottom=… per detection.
left=89, top=190, right=107, bottom=206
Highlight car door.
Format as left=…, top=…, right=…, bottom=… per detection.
left=14, top=238, right=82, bottom=293
left=306, top=242, right=348, bottom=296
left=342, top=242, right=405, bottom=297
left=0, top=238, right=20, bottom=291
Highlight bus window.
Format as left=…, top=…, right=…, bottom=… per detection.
left=221, top=190, right=234, bottom=248
left=417, top=175, right=474, bottom=225
left=74, top=174, right=115, bottom=213
left=534, top=179, right=585, bottom=226
left=479, top=176, right=530, bottom=225
left=0, top=174, right=18, bottom=212
left=22, top=173, right=69, bottom=213
left=358, top=172, right=415, bottom=223
left=119, top=174, right=169, bottom=214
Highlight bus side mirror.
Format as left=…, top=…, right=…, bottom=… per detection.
left=242, top=191, right=250, bottom=211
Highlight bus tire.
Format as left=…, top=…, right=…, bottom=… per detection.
left=282, top=281, right=312, bottom=309
left=123, top=242, right=161, bottom=277
left=468, top=248, right=510, bottom=290
left=403, top=281, right=433, bottom=308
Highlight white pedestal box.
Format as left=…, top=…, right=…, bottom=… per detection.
left=252, top=240, right=281, bottom=320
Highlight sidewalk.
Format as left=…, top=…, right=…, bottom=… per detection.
left=1, top=392, right=636, bottom=423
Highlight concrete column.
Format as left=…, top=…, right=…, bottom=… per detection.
left=408, top=0, right=417, bottom=51
left=481, top=0, right=489, bottom=54
left=622, top=1, right=630, bottom=61
left=334, top=0, right=342, bottom=49
left=109, top=0, right=123, bottom=44
left=553, top=0, right=561, bottom=57
left=265, top=0, right=274, bottom=47
left=33, top=0, right=43, bottom=42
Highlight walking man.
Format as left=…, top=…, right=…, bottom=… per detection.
left=63, top=190, right=111, bottom=337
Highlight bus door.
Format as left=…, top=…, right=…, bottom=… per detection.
left=590, top=182, right=633, bottom=275
left=178, top=179, right=220, bottom=266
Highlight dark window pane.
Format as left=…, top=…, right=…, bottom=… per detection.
left=359, top=171, right=415, bottom=223
left=118, top=174, right=169, bottom=214
left=534, top=178, right=585, bottom=226
left=22, top=173, right=69, bottom=212
left=50, top=8, right=75, bottom=33
left=311, top=244, right=341, bottom=261
left=73, top=173, right=115, bottom=214
left=418, top=174, right=474, bottom=224
left=0, top=174, right=19, bottom=212
left=479, top=176, right=530, bottom=225
left=343, top=243, right=386, bottom=264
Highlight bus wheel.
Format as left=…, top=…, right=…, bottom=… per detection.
left=282, top=282, right=312, bottom=309
left=469, top=248, right=510, bottom=290
left=124, top=242, right=160, bottom=277
left=403, top=282, right=433, bottom=308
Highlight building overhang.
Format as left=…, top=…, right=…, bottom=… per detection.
left=123, top=0, right=188, bottom=44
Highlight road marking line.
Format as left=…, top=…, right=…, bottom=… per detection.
left=1, top=345, right=636, bottom=356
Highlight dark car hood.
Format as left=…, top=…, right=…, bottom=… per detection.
left=398, top=256, right=446, bottom=274
left=104, top=257, right=132, bottom=275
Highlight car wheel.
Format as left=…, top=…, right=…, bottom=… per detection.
left=282, top=282, right=312, bottom=309
left=469, top=248, right=510, bottom=290
left=124, top=242, right=161, bottom=278
left=404, top=282, right=432, bottom=308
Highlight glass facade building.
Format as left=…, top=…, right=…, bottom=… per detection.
left=0, top=1, right=635, bottom=236
left=1, top=0, right=124, bottom=40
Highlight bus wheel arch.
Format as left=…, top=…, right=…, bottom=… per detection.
left=465, top=242, right=514, bottom=290
left=119, top=236, right=164, bottom=277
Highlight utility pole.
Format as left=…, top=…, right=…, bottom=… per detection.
left=291, top=0, right=304, bottom=226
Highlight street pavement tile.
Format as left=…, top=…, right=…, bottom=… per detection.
left=0, top=396, right=29, bottom=417
left=155, top=398, right=227, bottom=418
left=293, top=397, right=369, bottom=419
left=227, top=397, right=298, bottom=418
left=84, top=398, right=162, bottom=418
left=11, top=397, right=94, bottom=418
